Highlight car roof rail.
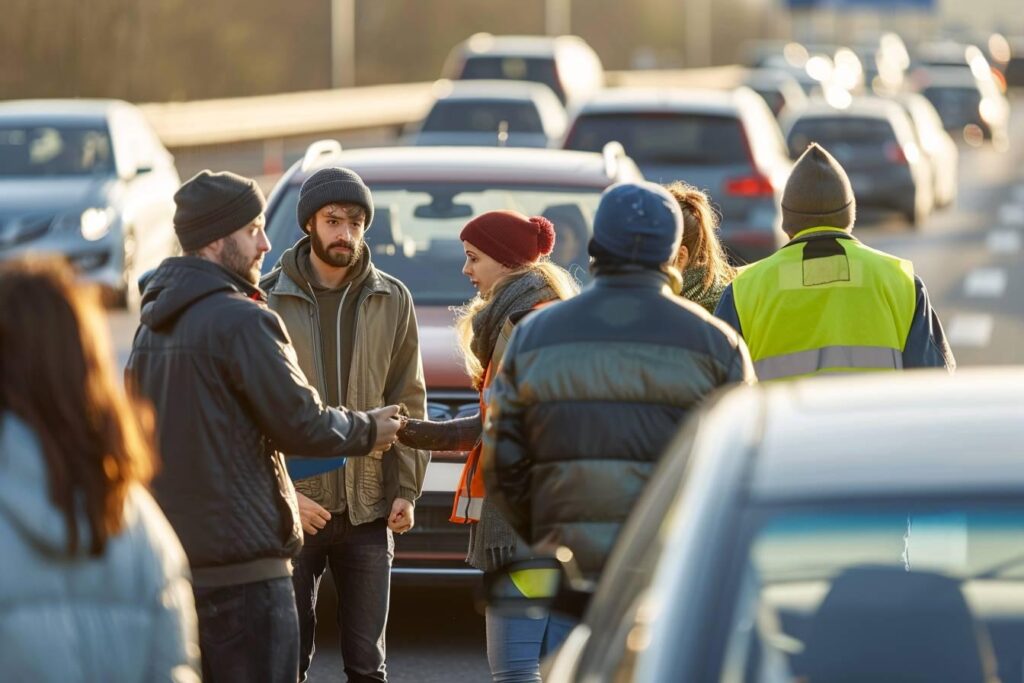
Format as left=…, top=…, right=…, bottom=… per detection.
left=602, top=141, right=626, bottom=179
left=301, top=139, right=343, bottom=173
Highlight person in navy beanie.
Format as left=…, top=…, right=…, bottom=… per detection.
left=482, top=182, right=755, bottom=641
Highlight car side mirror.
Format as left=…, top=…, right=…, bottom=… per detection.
left=483, top=548, right=596, bottom=621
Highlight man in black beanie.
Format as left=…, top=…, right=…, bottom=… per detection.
left=715, top=143, right=955, bottom=379
left=126, top=169, right=404, bottom=683
left=262, top=166, right=427, bottom=682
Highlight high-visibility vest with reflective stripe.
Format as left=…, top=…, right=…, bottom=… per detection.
left=732, top=227, right=917, bottom=381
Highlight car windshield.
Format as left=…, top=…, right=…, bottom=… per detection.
left=460, top=57, right=562, bottom=102
left=565, top=114, right=748, bottom=166
left=423, top=100, right=544, bottom=134
left=0, top=124, right=114, bottom=177
left=787, top=116, right=897, bottom=157
left=713, top=503, right=1024, bottom=682
left=264, top=182, right=600, bottom=304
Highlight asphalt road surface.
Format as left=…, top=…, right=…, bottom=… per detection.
left=107, top=92, right=1024, bottom=681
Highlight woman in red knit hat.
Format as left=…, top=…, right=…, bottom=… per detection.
left=398, top=209, right=577, bottom=682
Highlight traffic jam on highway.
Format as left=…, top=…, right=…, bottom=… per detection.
left=3, top=15, right=1024, bottom=683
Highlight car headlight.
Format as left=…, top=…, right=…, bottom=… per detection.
left=79, top=208, right=114, bottom=241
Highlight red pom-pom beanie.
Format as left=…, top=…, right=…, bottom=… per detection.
left=459, top=210, right=556, bottom=268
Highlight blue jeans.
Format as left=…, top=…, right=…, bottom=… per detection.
left=485, top=607, right=576, bottom=683
left=293, top=515, right=394, bottom=682
left=194, top=576, right=300, bottom=683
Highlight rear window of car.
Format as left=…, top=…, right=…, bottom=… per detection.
left=423, top=100, right=544, bottom=134
left=564, top=113, right=749, bottom=165
left=921, top=87, right=981, bottom=116
left=786, top=116, right=896, bottom=157
left=0, top=124, right=114, bottom=177
left=459, top=57, right=562, bottom=102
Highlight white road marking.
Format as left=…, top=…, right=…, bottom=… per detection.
left=421, top=461, right=462, bottom=493
left=963, top=268, right=1008, bottom=297
left=946, top=314, right=994, bottom=348
left=987, top=230, right=1022, bottom=253
left=999, top=204, right=1024, bottom=225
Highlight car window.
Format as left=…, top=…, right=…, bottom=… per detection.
left=922, top=86, right=981, bottom=126
left=459, top=57, right=563, bottom=103
left=0, top=124, right=114, bottom=177
left=708, top=503, right=1024, bottom=682
left=423, top=100, right=544, bottom=134
left=786, top=116, right=896, bottom=157
left=565, top=113, right=748, bottom=166
left=264, top=182, right=600, bottom=303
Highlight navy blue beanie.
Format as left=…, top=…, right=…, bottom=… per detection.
left=590, top=182, right=683, bottom=266
left=297, top=167, right=374, bottom=233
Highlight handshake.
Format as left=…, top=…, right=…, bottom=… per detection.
left=367, top=404, right=409, bottom=451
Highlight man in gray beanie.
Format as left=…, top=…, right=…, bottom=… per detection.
left=715, top=143, right=954, bottom=379
left=126, top=169, right=404, bottom=682
left=482, top=181, right=754, bottom=624
left=262, top=165, right=427, bottom=682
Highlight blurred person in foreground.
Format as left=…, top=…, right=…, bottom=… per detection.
left=0, top=257, right=199, bottom=682
left=126, top=170, right=403, bottom=682
left=262, top=167, right=428, bottom=683
left=397, top=210, right=578, bottom=683
left=664, top=181, right=737, bottom=313
left=714, top=143, right=955, bottom=379
left=482, top=182, right=754, bottom=624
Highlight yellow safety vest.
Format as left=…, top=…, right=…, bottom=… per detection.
left=732, top=227, right=916, bottom=381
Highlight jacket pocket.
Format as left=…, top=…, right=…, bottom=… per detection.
left=356, top=450, right=385, bottom=506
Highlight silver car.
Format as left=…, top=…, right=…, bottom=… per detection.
left=499, top=369, right=1024, bottom=682
left=0, top=99, right=180, bottom=307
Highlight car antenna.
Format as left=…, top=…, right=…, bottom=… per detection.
left=497, top=120, right=509, bottom=147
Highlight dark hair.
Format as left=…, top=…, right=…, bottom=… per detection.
left=0, top=257, right=155, bottom=556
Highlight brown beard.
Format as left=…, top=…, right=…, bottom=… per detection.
left=222, top=234, right=262, bottom=285
left=311, top=229, right=364, bottom=268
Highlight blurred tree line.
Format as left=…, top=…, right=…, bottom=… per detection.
left=1, top=0, right=773, bottom=102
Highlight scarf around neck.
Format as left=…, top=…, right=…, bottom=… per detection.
left=681, top=266, right=728, bottom=314
left=470, top=270, right=554, bottom=371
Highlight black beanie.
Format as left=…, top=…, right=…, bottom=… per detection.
left=173, top=170, right=266, bottom=252
left=781, top=143, right=856, bottom=235
left=296, top=167, right=374, bottom=233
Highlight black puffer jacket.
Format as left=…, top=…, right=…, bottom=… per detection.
left=126, top=257, right=374, bottom=587
left=483, top=268, right=754, bottom=580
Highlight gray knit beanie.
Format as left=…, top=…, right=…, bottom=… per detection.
left=781, top=143, right=856, bottom=236
left=297, top=167, right=374, bottom=233
left=173, top=170, right=266, bottom=252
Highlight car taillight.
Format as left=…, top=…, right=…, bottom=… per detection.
left=884, top=141, right=907, bottom=165
left=724, top=174, right=774, bottom=197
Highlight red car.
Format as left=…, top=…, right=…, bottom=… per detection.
left=262, top=142, right=642, bottom=580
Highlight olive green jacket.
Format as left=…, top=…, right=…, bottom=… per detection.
left=262, top=244, right=428, bottom=525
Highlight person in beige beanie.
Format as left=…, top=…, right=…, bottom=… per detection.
left=714, top=143, right=954, bottom=379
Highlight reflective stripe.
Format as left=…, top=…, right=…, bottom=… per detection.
left=754, top=345, right=902, bottom=380
left=455, top=496, right=483, bottom=521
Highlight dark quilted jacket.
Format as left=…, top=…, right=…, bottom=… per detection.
left=126, top=257, right=374, bottom=586
left=483, top=268, right=754, bottom=580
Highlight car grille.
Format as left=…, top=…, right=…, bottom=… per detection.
left=394, top=492, right=470, bottom=564
left=426, top=392, right=479, bottom=421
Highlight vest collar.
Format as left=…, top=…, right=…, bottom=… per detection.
left=785, top=226, right=858, bottom=249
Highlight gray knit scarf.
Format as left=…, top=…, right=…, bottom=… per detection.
left=466, top=269, right=554, bottom=572
left=681, top=267, right=728, bottom=314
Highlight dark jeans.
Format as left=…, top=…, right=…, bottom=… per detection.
left=194, top=576, right=300, bottom=683
left=293, top=515, right=394, bottom=682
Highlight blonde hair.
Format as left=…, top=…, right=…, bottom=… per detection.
left=454, top=260, right=579, bottom=389
left=664, top=181, right=736, bottom=292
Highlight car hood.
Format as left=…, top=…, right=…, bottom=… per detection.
left=0, top=175, right=113, bottom=218
left=417, top=305, right=473, bottom=390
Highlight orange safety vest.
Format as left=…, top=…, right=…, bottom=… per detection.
left=450, top=302, right=546, bottom=524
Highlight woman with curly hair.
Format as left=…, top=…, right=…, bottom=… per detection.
left=665, top=181, right=737, bottom=313
left=398, top=210, right=578, bottom=682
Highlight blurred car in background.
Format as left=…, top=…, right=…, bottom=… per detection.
left=442, top=33, right=604, bottom=108
left=911, top=40, right=997, bottom=85
left=782, top=98, right=934, bottom=225
left=262, top=140, right=641, bottom=579
left=854, top=32, right=911, bottom=94
left=562, top=87, right=791, bottom=263
left=410, top=79, right=567, bottom=148
left=891, top=91, right=959, bottom=209
left=523, top=369, right=1024, bottom=682
left=0, top=99, right=179, bottom=307
left=1005, top=38, right=1024, bottom=89
left=916, top=66, right=1010, bottom=147
left=742, top=69, right=808, bottom=120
